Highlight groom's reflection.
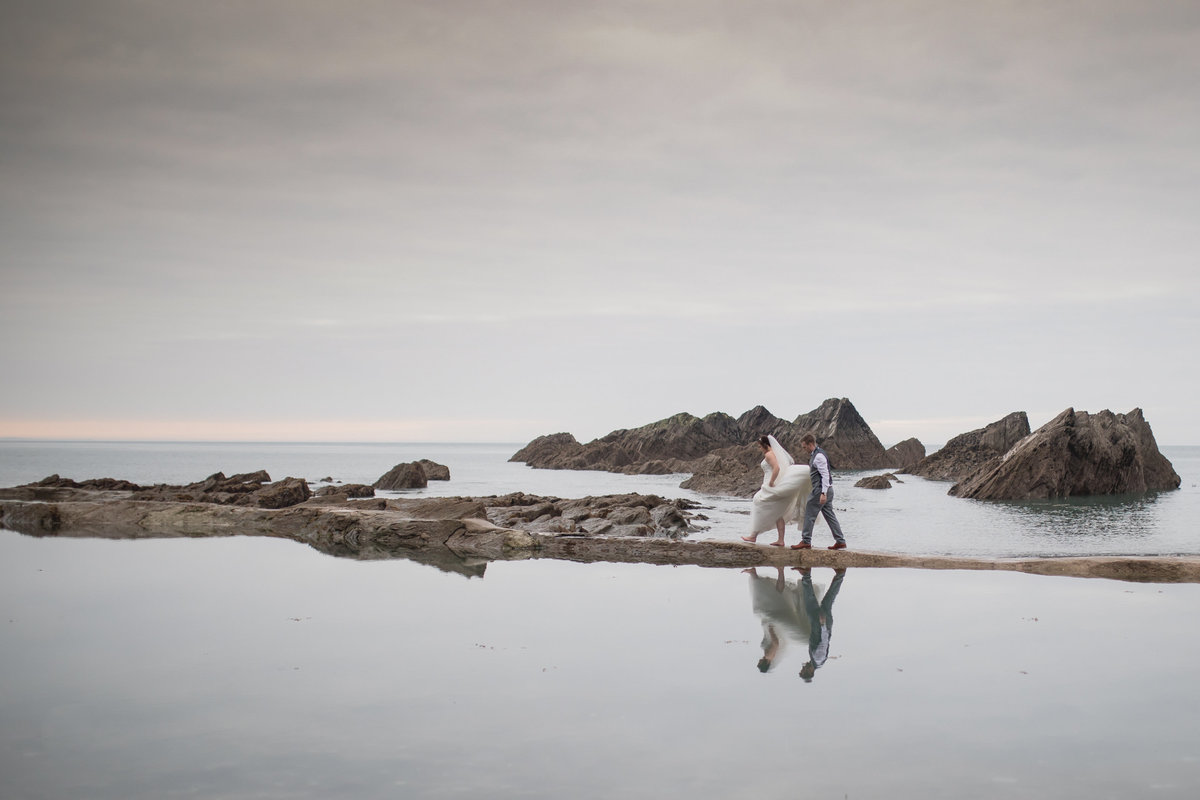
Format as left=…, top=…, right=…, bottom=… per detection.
left=743, top=566, right=847, bottom=678
left=797, top=567, right=845, bottom=682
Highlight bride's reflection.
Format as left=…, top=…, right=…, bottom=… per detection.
left=743, top=566, right=846, bottom=679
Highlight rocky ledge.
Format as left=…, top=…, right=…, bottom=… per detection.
left=3, top=490, right=1198, bottom=584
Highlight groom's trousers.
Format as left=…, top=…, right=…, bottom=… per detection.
left=800, top=486, right=845, bottom=544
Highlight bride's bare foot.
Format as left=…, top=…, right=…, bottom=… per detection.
left=768, top=541, right=785, bottom=547
left=741, top=536, right=758, bottom=543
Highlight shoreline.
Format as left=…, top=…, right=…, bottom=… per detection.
left=4, top=492, right=1200, bottom=584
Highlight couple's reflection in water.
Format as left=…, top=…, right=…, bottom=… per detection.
left=744, top=566, right=846, bottom=681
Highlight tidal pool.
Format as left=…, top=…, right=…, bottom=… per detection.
left=2, top=528, right=1198, bottom=799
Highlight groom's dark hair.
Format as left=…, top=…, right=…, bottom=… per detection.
left=801, top=433, right=817, bottom=446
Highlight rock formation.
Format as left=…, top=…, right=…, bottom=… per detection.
left=373, top=462, right=428, bottom=490
left=950, top=408, right=1181, bottom=500
left=906, top=412, right=1031, bottom=482
left=130, top=471, right=312, bottom=507
left=855, top=473, right=902, bottom=490
left=511, top=398, right=894, bottom=496
left=416, top=459, right=451, bottom=481
left=314, top=483, right=376, bottom=499
left=884, top=438, right=925, bottom=470
left=784, top=398, right=890, bottom=470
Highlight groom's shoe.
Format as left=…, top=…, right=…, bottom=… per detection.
left=791, top=542, right=812, bottom=550
left=828, top=542, right=847, bottom=550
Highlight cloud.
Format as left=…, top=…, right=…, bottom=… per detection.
left=2, top=1, right=1198, bottom=442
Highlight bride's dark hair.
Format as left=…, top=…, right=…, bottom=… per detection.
left=758, top=435, right=771, bottom=449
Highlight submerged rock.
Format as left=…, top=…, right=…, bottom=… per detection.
left=950, top=408, right=1181, bottom=500
left=906, top=412, right=1031, bottom=482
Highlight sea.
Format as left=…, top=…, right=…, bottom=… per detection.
left=3, top=441, right=1200, bottom=798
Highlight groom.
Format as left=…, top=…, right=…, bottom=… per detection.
left=791, top=433, right=847, bottom=550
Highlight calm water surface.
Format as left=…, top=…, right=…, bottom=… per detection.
left=2, top=442, right=1200, bottom=798
left=2, top=531, right=1199, bottom=799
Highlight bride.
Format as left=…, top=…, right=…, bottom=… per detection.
left=742, top=434, right=812, bottom=547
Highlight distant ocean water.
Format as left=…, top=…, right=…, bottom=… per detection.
left=5, top=440, right=1200, bottom=800
left=2, top=440, right=1198, bottom=559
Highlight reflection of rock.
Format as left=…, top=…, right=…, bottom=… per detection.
left=907, top=412, right=1030, bottom=482
left=950, top=407, right=1181, bottom=500
left=511, top=398, right=894, bottom=496
left=373, top=462, right=427, bottom=490
left=884, top=438, right=925, bottom=470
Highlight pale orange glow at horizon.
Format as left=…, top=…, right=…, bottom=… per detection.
left=0, top=418, right=543, bottom=442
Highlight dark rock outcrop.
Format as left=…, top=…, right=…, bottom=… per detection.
left=783, top=398, right=890, bottom=470
left=950, top=408, right=1181, bottom=500
left=855, top=474, right=901, bottom=490
left=416, top=459, right=451, bottom=481
left=511, top=399, right=894, bottom=496
left=30, top=474, right=145, bottom=491
left=508, top=433, right=585, bottom=467
left=252, top=477, right=312, bottom=509
left=126, top=470, right=312, bottom=507
left=906, top=412, right=1031, bottom=482
left=314, top=483, right=376, bottom=499
left=884, top=438, right=926, bottom=470
left=373, top=463, right=428, bottom=490
left=678, top=451, right=762, bottom=497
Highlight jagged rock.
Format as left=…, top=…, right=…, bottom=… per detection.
left=855, top=475, right=893, bottom=490
left=28, top=474, right=145, bottom=491
left=884, top=438, right=926, bottom=470
left=245, top=477, right=312, bottom=509
left=950, top=408, right=1180, bottom=500
left=783, top=398, right=890, bottom=470
left=510, top=399, right=894, bottom=493
left=678, top=453, right=761, bottom=497
left=373, top=462, right=428, bottom=490
left=907, top=412, right=1031, bottom=482
left=416, top=460, right=451, bottom=481
left=509, top=433, right=584, bottom=466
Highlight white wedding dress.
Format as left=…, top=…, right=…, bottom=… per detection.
left=748, top=436, right=812, bottom=536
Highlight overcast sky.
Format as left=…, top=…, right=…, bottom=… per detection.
left=2, top=0, right=1197, bottom=446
